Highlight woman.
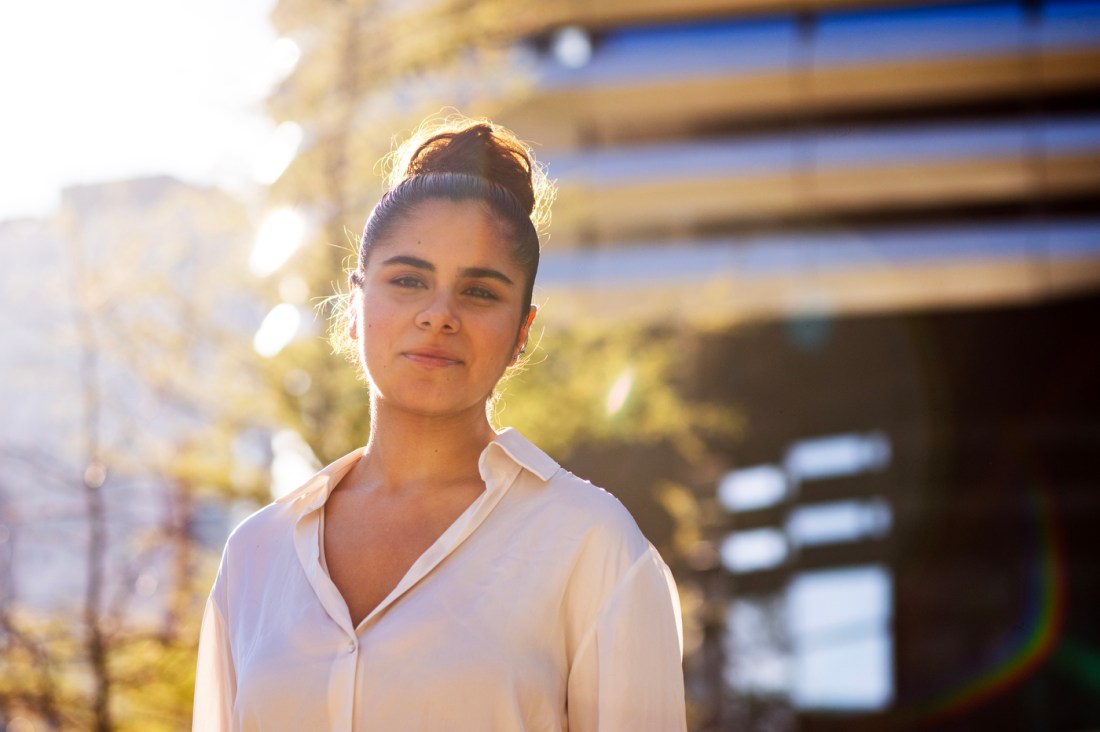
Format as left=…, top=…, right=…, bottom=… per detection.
left=193, top=117, right=687, bottom=731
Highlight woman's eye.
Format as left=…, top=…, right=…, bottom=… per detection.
left=465, top=286, right=498, bottom=300
left=391, top=276, right=425, bottom=289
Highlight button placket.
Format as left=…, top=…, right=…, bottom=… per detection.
left=330, top=634, right=359, bottom=730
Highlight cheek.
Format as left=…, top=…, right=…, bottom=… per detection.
left=355, top=299, right=396, bottom=365
left=357, top=291, right=399, bottom=336
left=358, top=316, right=387, bottom=359
left=484, top=317, right=523, bottom=359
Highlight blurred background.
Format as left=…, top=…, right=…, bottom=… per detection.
left=1, top=0, right=1099, bottom=730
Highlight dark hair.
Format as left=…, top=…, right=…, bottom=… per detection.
left=351, top=118, right=553, bottom=316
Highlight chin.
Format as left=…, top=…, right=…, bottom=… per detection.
left=374, top=390, right=487, bottom=420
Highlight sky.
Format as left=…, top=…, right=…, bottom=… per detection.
left=0, top=0, right=280, bottom=222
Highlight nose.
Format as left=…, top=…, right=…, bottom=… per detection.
left=417, top=292, right=459, bottom=333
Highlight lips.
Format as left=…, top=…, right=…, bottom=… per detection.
left=402, top=347, right=463, bottom=368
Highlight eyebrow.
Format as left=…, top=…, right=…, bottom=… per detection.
left=380, top=255, right=515, bottom=286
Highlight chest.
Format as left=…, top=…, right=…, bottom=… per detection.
left=228, top=487, right=589, bottom=728
left=322, top=487, right=481, bottom=627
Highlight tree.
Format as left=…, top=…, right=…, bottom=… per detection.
left=0, top=178, right=274, bottom=730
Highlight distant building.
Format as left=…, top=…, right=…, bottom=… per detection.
left=472, top=1, right=1100, bottom=729
left=492, top=0, right=1100, bottom=326
left=0, top=177, right=263, bottom=619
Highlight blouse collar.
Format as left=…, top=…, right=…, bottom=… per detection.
left=274, top=427, right=560, bottom=511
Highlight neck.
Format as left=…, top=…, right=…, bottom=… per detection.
left=359, top=397, right=497, bottom=494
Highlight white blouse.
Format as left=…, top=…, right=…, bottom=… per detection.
left=193, top=428, right=687, bottom=731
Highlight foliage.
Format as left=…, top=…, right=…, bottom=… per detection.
left=496, top=324, right=741, bottom=462
left=0, top=180, right=270, bottom=729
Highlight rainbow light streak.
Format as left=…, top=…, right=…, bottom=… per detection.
left=902, top=480, right=1067, bottom=728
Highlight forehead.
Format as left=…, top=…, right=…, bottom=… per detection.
left=391, top=197, right=499, bottom=242
left=374, top=199, right=518, bottom=270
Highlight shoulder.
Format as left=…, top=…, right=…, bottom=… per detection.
left=219, top=499, right=298, bottom=570
left=222, top=445, right=362, bottom=561
left=492, top=429, right=651, bottom=554
left=542, top=468, right=650, bottom=552
left=204, top=498, right=300, bottom=614
left=531, top=466, right=680, bottom=650
left=226, top=499, right=296, bottom=546
left=493, top=428, right=649, bottom=551
left=515, top=472, right=657, bottom=584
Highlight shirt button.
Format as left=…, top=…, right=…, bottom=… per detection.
left=347, top=641, right=356, bottom=653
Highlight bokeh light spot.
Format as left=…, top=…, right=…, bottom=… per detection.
left=250, top=208, right=305, bottom=277
left=551, top=26, right=593, bottom=68
left=253, top=303, right=302, bottom=357
left=252, top=121, right=303, bottom=185
left=605, top=368, right=634, bottom=415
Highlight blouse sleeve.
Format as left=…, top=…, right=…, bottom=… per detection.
left=192, top=566, right=236, bottom=732
left=567, top=546, right=687, bottom=732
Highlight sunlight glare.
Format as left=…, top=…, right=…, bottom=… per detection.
left=0, top=0, right=279, bottom=221
left=250, top=208, right=305, bottom=276
left=253, top=303, right=301, bottom=357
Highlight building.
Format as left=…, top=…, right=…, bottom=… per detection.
left=482, top=1, right=1100, bottom=729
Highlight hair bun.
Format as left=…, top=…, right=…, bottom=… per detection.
left=387, top=116, right=552, bottom=232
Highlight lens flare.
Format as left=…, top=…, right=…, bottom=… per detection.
left=253, top=302, right=301, bottom=357
left=250, top=208, right=305, bottom=276
left=252, top=121, right=303, bottom=185
left=605, top=368, right=634, bottom=415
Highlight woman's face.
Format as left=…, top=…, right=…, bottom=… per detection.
left=351, top=199, right=535, bottom=420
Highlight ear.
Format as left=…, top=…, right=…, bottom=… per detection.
left=513, top=305, right=537, bottom=361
